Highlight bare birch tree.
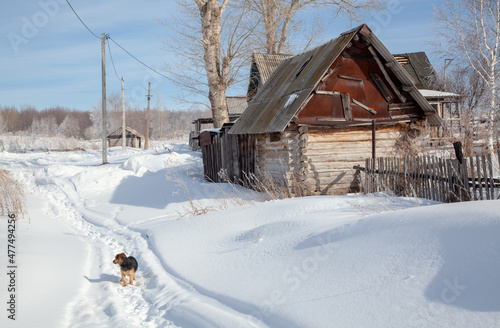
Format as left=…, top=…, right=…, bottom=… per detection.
left=252, top=0, right=384, bottom=55
left=433, top=0, right=500, bottom=156
left=160, top=0, right=257, bottom=128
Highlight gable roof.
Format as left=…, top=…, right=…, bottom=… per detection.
left=253, top=53, right=293, bottom=83
left=393, top=52, right=440, bottom=90
left=247, top=53, right=293, bottom=102
left=226, top=96, right=247, bottom=115
left=107, top=126, right=144, bottom=138
left=230, top=24, right=441, bottom=135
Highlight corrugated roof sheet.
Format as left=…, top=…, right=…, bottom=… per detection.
left=253, top=53, right=293, bottom=83
left=226, top=96, right=247, bottom=115
left=230, top=24, right=441, bottom=135
left=231, top=30, right=356, bottom=135
left=393, top=52, right=440, bottom=90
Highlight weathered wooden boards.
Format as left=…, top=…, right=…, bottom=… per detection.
left=364, top=152, right=500, bottom=202
left=202, top=133, right=255, bottom=183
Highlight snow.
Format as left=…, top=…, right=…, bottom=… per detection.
left=419, top=89, right=461, bottom=98
left=284, top=93, right=299, bottom=108
left=1, top=142, right=499, bottom=327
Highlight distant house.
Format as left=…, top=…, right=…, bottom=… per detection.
left=107, top=127, right=143, bottom=148
left=201, top=24, right=442, bottom=195
left=189, top=96, right=247, bottom=151
left=247, top=53, right=293, bottom=102
left=394, top=52, right=461, bottom=136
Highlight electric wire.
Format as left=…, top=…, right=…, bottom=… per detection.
left=107, top=39, right=122, bottom=81
left=66, top=0, right=198, bottom=92
left=107, top=37, right=171, bottom=81
left=65, top=0, right=100, bottom=39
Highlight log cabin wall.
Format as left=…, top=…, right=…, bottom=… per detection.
left=298, top=124, right=409, bottom=195
left=254, top=126, right=303, bottom=191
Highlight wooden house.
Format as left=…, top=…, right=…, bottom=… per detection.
left=203, top=24, right=442, bottom=195
left=190, top=96, right=247, bottom=151
left=247, top=53, right=293, bottom=102
left=107, top=127, right=143, bottom=148
left=394, top=52, right=461, bottom=137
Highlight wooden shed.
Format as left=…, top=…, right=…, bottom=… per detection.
left=204, top=24, right=442, bottom=195
left=107, top=127, right=143, bottom=148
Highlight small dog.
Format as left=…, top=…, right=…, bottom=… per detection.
left=113, top=253, right=138, bottom=287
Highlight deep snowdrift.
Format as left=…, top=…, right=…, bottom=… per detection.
left=0, top=143, right=499, bottom=327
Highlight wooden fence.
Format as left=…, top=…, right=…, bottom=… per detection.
left=200, top=132, right=255, bottom=183
left=362, top=151, right=500, bottom=202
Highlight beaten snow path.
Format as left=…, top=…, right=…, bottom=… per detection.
left=1, top=145, right=266, bottom=328
left=2, top=143, right=500, bottom=328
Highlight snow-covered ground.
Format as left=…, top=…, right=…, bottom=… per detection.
left=0, top=142, right=499, bottom=327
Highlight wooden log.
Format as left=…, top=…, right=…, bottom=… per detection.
left=314, top=90, right=341, bottom=96
left=370, top=72, right=394, bottom=102
left=341, top=93, right=353, bottom=121
left=316, top=118, right=347, bottom=123
left=306, top=161, right=367, bottom=171
left=307, top=129, right=402, bottom=140
left=298, top=133, right=308, bottom=141
left=321, top=64, right=341, bottom=82
left=298, top=126, right=308, bottom=134
left=338, top=74, right=363, bottom=82
left=367, top=45, right=407, bottom=103
left=388, top=102, right=417, bottom=110
left=306, top=169, right=359, bottom=179
left=352, top=98, right=377, bottom=115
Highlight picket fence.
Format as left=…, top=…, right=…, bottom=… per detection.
left=363, top=151, right=500, bottom=202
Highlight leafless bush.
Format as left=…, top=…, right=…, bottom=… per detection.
left=0, top=168, right=26, bottom=218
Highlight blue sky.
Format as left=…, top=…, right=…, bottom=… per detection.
left=0, top=0, right=442, bottom=112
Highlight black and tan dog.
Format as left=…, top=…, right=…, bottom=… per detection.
left=113, top=253, right=138, bottom=287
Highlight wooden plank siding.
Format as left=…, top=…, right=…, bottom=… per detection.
left=201, top=132, right=256, bottom=183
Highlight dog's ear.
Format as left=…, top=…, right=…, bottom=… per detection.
left=119, top=253, right=126, bottom=258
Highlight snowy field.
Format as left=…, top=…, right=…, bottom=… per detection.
left=0, top=142, right=499, bottom=327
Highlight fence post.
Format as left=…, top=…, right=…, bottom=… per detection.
left=487, top=153, right=495, bottom=200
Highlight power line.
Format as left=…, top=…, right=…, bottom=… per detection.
left=66, top=0, right=192, bottom=92
left=107, top=39, right=121, bottom=81
left=65, top=0, right=100, bottom=39
left=107, top=36, right=172, bottom=81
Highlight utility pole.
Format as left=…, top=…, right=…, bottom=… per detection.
left=101, top=33, right=108, bottom=164
left=145, top=82, right=151, bottom=150
left=443, top=58, right=454, bottom=91
left=121, top=77, right=126, bottom=150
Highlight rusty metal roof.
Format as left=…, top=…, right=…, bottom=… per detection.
left=230, top=24, right=441, bottom=135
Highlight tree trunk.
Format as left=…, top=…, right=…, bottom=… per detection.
left=197, top=0, right=230, bottom=128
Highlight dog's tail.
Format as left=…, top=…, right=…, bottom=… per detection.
left=131, top=257, right=138, bottom=272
